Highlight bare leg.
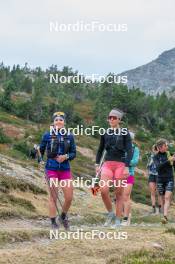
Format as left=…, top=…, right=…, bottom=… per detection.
left=149, top=182, right=156, bottom=207
left=164, top=191, right=172, bottom=217
left=115, top=186, right=124, bottom=218
left=123, top=184, right=133, bottom=217
left=159, top=195, right=165, bottom=213
left=100, top=179, right=113, bottom=212
left=48, top=185, right=59, bottom=218
left=60, top=179, right=73, bottom=213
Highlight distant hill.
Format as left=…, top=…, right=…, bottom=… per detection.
left=120, top=48, right=175, bottom=95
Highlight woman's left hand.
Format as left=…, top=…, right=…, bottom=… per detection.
left=123, top=167, right=129, bottom=178
left=56, top=155, right=67, bottom=163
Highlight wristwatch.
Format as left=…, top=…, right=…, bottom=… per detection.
left=65, top=154, right=69, bottom=160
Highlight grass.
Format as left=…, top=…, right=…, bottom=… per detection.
left=0, top=203, right=42, bottom=219
left=0, top=192, right=48, bottom=219
left=0, top=175, right=47, bottom=195
left=71, top=151, right=95, bottom=179
left=0, top=108, right=28, bottom=126
left=2, top=147, right=29, bottom=160
left=73, top=100, right=94, bottom=123
left=0, top=193, right=36, bottom=212
left=132, top=172, right=151, bottom=206
left=165, top=228, right=175, bottom=235
left=132, top=214, right=161, bottom=224
left=121, top=248, right=175, bottom=264
left=71, top=212, right=106, bottom=226
left=0, top=192, right=38, bottom=219
left=0, top=128, right=12, bottom=144
left=76, top=134, right=98, bottom=152
left=0, top=206, right=38, bottom=219
left=0, top=229, right=48, bottom=246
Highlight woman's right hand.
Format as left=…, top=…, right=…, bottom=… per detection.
left=95, top=166, right=100, bottom=174
left=169, top=156, right=175, bottom=162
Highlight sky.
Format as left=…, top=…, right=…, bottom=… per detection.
left=0, top=0, right=175, bottom=75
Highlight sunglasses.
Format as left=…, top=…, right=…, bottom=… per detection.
left=54, top=111, right=65, bottom=116
left=54, top=117, right=64, bottom=122
left=108, top=116, right=119, bottom=120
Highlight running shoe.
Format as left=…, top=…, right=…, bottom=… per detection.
left=59, top=214, right=70, bottom=230
left=51, top=221, right=59, bottom=229
left=111, top=217, right=121, bottom=228
left=104, top=212, right=115, bottom=227
left=121, top=219, right=129, bottom=226
left=161, top=216, right=168, bottom=225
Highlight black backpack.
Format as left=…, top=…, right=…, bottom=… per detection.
left=47, top=133, right=71, bottom=159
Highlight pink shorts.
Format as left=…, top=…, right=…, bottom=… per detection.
left=101, top=161, right=126, bottom=180
left=127, top=175, right=135, bottom=185
left=45, top=170, right=72, bottom=180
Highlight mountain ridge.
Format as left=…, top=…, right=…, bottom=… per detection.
left=120, top=47, right=175, bottom=95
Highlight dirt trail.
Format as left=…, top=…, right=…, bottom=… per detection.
left=0, top=224, right=175, bottom=264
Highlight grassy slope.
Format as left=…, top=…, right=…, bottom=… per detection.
left=0, top=104, right=156, bottom=212
left=0, top=105, right=175, bottom=263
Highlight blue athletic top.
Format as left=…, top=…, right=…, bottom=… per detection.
left=39, top=131, right=76, bottom=171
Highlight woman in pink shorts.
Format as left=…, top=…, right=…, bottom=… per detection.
left=95, top=108, right=133, bottom=227
left=39, top=112, right=76, bottom=229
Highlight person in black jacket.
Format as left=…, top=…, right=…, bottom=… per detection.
left=95, top=108, right=132, bottom=227
left=154, top=139, right=175, bottom=224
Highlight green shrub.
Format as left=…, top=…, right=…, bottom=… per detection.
left=136, top=130, right=150, bottom=142
left=13, top=140, right=30, bottom=155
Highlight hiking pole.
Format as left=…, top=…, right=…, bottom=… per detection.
left=46, top=175, right=64, bottom=211
left=91, top=150, right=106, bottom=196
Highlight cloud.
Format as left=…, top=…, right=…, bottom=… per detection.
left=0, top=0, right=175, bottom=74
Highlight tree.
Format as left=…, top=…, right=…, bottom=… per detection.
left=0, top=80, right=15, bottom=111
left=21, top=77, right=33, bottom=93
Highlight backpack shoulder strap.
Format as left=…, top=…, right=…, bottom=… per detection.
left=63, top=133, right=71, bottom=154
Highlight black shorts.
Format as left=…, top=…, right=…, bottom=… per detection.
left=148, top=174, right=157, bottom=183
left=157, top=181, right=174, bottom=195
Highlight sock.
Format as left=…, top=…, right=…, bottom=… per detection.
left=123, top=217, right=128, bottom=221
left=61, top=212, right=66, bottom=220
left=51, top=217, right=56, bottom=224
